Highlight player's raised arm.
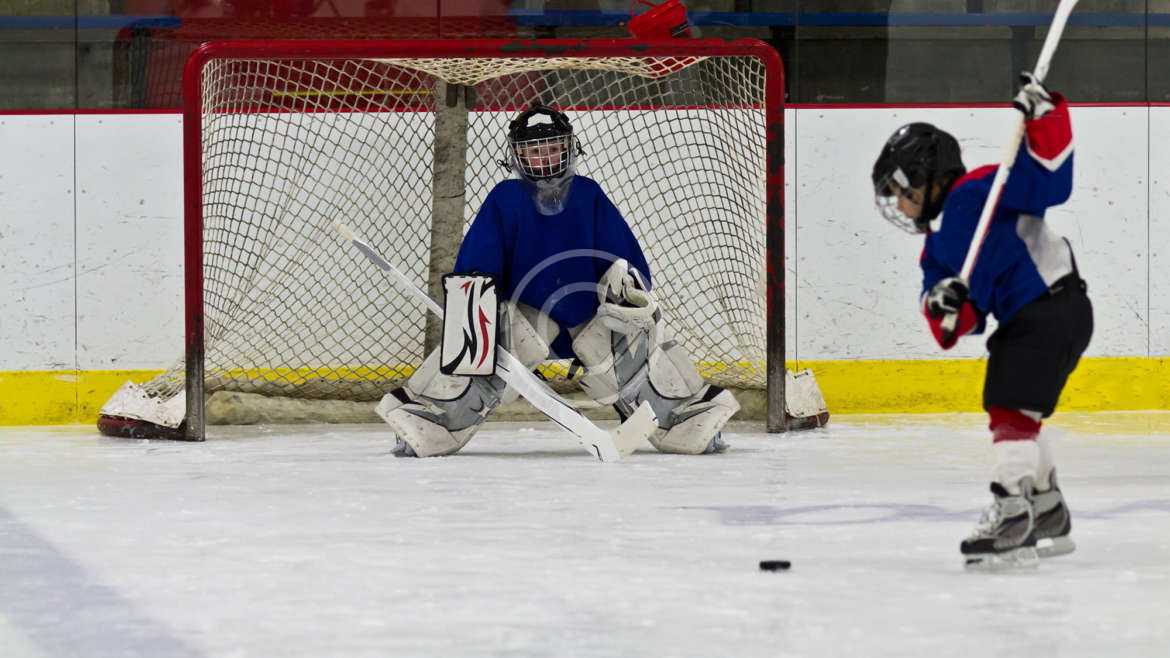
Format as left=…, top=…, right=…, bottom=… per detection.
left=997, top=72, right=1075, bottom=215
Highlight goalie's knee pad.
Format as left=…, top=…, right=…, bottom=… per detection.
left=572, top=317, right=739, bottom=454
left=505, top=303, right=558, bottom=366
left=571, top=313, right=641, bottom=407
left=497, top=303, right=559, bottom=404
left=376, top=350, right=507, bottom=457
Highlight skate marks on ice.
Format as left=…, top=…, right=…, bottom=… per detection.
left=684, top=499, right=1170, bottom=526
left=0, top=505, right=205, bottom=658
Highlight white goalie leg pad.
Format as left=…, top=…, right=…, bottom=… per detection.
left=573, top=258, right=659, bottom=406
left=507, top=304, right=558, bottom=366
left=651, top=387, right=740, bottom=455
left=644, top=332, right=740, bottom=454
left=405, top=349, right=472, bottom=402
left=500, top=303, right=559, bottom=404
left=647, top=327, right=706, bottom=399
left=571, top=313, right=624, bottom=405
left=572, top=316, right=740, bottom=454
left=375, top=305, right=559, bottom=457
left=376, top=391, right=469, bottom=458
left=500, top=299, right=559, bottom=402
left=375, top=349, right=506, bottom=457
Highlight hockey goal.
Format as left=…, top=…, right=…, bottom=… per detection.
left=99, top=37, right=798, bottom=439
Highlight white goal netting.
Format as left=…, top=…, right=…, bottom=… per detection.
left=106, top=44, right=776, bottom=430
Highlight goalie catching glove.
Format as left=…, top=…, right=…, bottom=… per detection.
left=595, top=256, right=659, bottom=339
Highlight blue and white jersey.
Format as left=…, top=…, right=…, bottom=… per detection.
left=454, top=175, right=651, bottom=356
left=921, top=93, right=1076, bottom=329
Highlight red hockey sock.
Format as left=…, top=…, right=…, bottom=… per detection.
left=988, top=406, right=1041, bottom=442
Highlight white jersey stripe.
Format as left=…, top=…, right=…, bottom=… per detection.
left=1015, top=214, right=1074, bottom=287
left=1026, top=140, right=1074, bottom=172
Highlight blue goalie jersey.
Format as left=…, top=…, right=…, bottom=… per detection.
left=454, top=175, right=651, bottom=357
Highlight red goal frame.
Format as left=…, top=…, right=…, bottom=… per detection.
left=179, top=37, right=789, bottom=437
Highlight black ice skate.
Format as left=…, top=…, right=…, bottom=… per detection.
left=961, top=480, right=1039, bottom=570
left=1033, top=470, right=1075, bottom=558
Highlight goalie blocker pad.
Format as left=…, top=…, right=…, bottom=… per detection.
left=440, top=273, right=499, bottom=376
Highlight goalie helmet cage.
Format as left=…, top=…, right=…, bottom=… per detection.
left=148, top=37, right=793, bottom=438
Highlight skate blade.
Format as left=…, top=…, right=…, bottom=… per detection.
left=963, top=546, right=1039, bottom=571
left=1036, top=536, right=1076, bottom=558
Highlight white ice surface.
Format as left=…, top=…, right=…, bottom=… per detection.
left=1, top=414, right=1168, bottom=658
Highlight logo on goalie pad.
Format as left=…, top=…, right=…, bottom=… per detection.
left=440, top=273, right=499, bottom=376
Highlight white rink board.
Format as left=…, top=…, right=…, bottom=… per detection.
left=792, top=105, right=1150, bottom=361
left=1149, top=107, right=1170, bottom=355
left=75, top=114, right=184, bottom=370
left=0, top=116, right=75, bottom=371
left=0, top=106, right=1163, bottom=374
left=1058, top=106, right=1149, bottom=357
left=784, top=107, right=796, bottom=362
left=792, top=107, right=992, bottom=361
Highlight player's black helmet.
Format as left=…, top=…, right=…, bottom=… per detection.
left=872, top=122, right=966, bottom=233
left=504, top=104, right=583, bottom=215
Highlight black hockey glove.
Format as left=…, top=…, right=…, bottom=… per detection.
left=1012, top=71, right=1054, bottom=120
left=926, top=277, right=969, bottom=320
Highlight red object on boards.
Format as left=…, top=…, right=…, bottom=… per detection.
left=628, top=0, right=692, bottom=39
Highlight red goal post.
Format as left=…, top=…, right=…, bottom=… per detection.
left=103, top=37, right=797, bottom=439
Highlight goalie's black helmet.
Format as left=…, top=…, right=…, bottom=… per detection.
left=507, top=105, right=577, bottom=181
left=504, top=104, right=582, bottom=215
left=872, top=122, right=965, bottom=232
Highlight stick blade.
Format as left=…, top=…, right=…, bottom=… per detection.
left=611, top=400, right=658, bottom=456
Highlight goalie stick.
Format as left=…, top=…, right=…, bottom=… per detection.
left=334, top=221, right=658, bottom=462
left=940, top=0, right=1079, bottom=340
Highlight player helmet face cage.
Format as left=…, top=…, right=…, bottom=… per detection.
left=505, top=105, right=581, bottom=215
left=872, top=122, right=966, bottom=233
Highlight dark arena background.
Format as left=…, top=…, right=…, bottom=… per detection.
left=1, top=1, right=1167, bottom=110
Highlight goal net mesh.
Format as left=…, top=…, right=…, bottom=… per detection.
left=126, top=49, right=770, bottom=415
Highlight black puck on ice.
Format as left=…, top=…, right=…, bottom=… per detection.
left=758, top=560, right=791, bottom=572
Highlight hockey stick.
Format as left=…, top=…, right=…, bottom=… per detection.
left=334, top=221, right=658, bottom=462
left=941, top=0, right=1079, bottom=339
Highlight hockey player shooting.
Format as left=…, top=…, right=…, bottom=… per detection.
left=872, top=73, right=1092, bottom=568
left=377, top=104, right=740, bottom=458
